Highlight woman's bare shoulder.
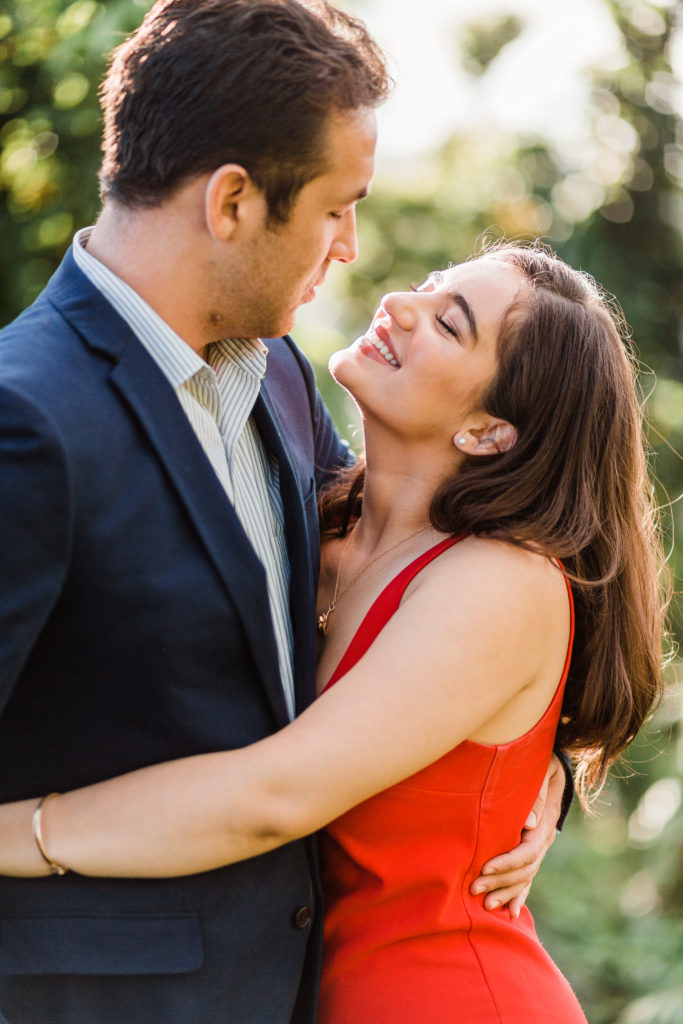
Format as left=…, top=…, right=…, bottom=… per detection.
left=410, top=534, right=569, bottom=624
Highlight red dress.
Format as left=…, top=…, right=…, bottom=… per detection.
left=317, top=536, right=587, bottom=1024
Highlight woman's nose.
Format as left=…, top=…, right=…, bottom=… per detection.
left=382, top=291, right=416, bottom=331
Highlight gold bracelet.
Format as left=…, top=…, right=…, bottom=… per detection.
left=32, top=793, right=69, bottom=876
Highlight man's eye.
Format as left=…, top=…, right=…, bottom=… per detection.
left=436, top=315, right=459, bottom=339
left=329, top=211, right=343, bottom=220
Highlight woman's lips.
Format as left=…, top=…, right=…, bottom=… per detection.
left=356, top=322, right=400, bottom=368
left=374, top=323, right=396, bottom=353
left=358, top=336, right=394, bottom=366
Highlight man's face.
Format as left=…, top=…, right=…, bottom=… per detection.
left=216, top=108, right=377, bottom=340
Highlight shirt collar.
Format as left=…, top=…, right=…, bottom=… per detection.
left=72, top=228, right=271, bottom=396
left=73, top=227, right=206, bottom=390
left=209, top=337, right=268, bottom=382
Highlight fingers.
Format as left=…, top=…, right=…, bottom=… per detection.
left=471, top=845, right=547, bottom=894
left=508, top=884, right=532, bottom=920
left=472, top=864, right=537, bottom=896
left=471, top=756, right=565, bottom=913
left=470, top=826, right=556, bottom=907
left=524, top=752, right=563, bottom=830
left=475, top=880, right=530, bottom=917
left=524, top=772, right=549, bottom=830
left=548, top=751, right=563, bottom=779
left=522, top=755, right=564, bottom=833
left=544, top=753, right=565, bottom=798
left=545, top=753, right=566, bottom=818
left=475, top=826, right=548, bottom=881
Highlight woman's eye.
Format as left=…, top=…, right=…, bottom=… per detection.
left=436, top=315, right=459, bottom=339
left=329, top=211, right=343, bottom=220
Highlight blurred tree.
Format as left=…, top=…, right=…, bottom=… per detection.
left=458, top=12, right=524, bottom=77
left=322, top=0, right=682, bottom=627
left=0, top=0, right=146, bottom=317
left=309, top=4, right=683, bottom=1016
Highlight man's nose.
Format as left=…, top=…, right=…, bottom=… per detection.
left=329, top=208, right=358, bottom=264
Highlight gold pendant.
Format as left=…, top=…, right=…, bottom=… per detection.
left=317, top=610, right=330, bottom=637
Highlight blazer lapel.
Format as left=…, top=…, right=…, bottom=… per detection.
left=47, top=252, right=291, bottom=727
left=254, top=383, right=318, bottom=714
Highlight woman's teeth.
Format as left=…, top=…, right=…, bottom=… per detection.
left=369, top=333, right=399, bottom=367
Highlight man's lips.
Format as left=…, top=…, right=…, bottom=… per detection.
left=303, top=272, right=328, bottom=303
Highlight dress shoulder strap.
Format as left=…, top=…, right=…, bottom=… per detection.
left=322, top=535, right=464, bottom=693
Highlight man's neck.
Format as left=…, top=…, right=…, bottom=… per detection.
left=86, top=199, right=209, bottom=354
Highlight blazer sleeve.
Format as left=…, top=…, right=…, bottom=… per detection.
left=0, top=384, right=72, bottom=711
left=552, top=745, right=575, bottom=829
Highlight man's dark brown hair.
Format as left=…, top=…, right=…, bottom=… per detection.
left=99, top=0, right=390, bottom=222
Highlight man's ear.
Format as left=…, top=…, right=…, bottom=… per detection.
left=204, top=164, right=262, bottom=241
left=453, top=418, right=517, bottom=456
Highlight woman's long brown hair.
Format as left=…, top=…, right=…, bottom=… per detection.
left=319, top=241, right=669, bottom=806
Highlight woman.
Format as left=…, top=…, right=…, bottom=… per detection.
left=0, top=243, right=666, bottom=1021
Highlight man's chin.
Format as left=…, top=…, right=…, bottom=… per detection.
left=272, top=311, right=298, bottom=338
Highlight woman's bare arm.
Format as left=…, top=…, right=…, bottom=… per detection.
left=0, top=539, right=570, bottom=879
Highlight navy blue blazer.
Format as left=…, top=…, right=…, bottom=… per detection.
left=0, top=248, right=352, bottom=1024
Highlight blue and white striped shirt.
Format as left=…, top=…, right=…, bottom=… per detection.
left=73, top=228, right=296, bottom=719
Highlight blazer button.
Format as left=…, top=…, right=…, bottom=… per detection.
left=293, top=905, right=313, bottom=929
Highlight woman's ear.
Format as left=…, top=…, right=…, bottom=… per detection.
left=204, top=164, right=259, bottom=241
left=453, top=419, right=517, bottom=456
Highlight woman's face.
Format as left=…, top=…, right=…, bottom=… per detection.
left=330, top=258, right=527, bottom=444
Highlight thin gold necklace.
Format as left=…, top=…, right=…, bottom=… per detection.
left=317, top=521, right=432, bottom=637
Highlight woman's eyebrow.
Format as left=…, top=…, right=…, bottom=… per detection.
left=427, top=272, right=479, bottom=341
left=450, top=293, right=478, bottom=342
left=423, top=272, right=479, bottom=339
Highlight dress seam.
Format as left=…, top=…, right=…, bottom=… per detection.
left=461, top=746, right=505, bottom=1024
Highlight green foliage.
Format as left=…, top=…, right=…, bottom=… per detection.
left=531, top=681, right=683, bottom=1023
left=458, top=13, right=525, bottom=77
left=0, top=2, right=681, bottom=1021
left=300, top=7, right=683, bottom=1019
left=0, top=0, right=148, bottom=316
left=308, top=0, right=683, bottom=639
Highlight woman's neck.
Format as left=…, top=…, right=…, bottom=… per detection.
left=354, top=434, right=454, bottom=555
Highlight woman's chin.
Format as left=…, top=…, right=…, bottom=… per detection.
left=328, top=346, right=354, bottom=384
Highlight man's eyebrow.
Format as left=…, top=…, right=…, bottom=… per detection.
left=340, top=186, right=370, bottom=205
left=427, top=271, right=479, bottom=341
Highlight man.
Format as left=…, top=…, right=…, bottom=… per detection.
left=0, top=2, right=565, bottom=1022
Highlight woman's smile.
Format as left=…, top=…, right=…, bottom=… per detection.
left=355, top=316, right=401, bottom=368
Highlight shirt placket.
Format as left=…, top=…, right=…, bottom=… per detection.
left=185, top=367, right=235, bottom=501
left=210, top=349, right=296, bottom=720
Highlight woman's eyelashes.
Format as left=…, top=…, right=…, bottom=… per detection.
left=407, top=280, right=464, bottom=340
left=408, top=283, right=460, bottom=339
left=436, top=314, right=460, bottom=340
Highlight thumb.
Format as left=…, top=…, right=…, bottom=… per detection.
left=524, top=773, right=549, bottom=830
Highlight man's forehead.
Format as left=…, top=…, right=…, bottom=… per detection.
left=315, top=108, right=377, bottom=189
